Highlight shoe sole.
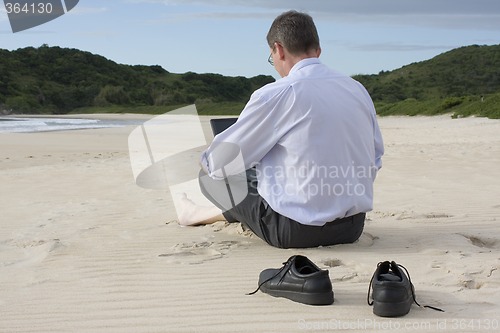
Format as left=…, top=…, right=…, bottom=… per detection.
left=373, top=299, right=412, bottom=317
left=260, top=285, right=334, bottom=305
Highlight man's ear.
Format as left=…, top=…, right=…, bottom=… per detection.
left=276, top=43, right=286, bottom=61
left=316, top=47, right=322, bottom=58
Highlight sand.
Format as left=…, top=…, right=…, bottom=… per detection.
left=1, top=114, right=499, bottom=333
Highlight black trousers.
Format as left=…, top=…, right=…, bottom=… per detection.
left=199, top=168, right=365, bottom=249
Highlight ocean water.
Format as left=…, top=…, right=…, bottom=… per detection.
left=0, top=117, right=144, bottom=133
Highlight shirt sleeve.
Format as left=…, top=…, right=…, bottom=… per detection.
left=358, top=81, right=384, bottom=171
left=201, top=86, right=292, bottom=179
left=372, top=111, right=384, bottom=170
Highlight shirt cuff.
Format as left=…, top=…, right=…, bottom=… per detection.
left=200, top=151, right=210, bottom=174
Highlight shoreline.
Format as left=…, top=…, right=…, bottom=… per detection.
left=1, top=113, right=156, bottom=120
left=0, top=114, right=153, bottom=134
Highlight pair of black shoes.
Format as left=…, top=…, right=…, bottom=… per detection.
left=249, top=256, right=443, bottom=316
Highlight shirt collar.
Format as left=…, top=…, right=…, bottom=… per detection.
left=289, top=57, right=321, bottom=75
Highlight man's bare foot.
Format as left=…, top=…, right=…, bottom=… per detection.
left=177, top=193, right=225, bottom=226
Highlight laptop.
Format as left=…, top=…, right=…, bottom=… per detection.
left=209, top=117, right=238, bottom=136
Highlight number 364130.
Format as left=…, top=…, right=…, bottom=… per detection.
left=5, top=2, right=54, bottom=14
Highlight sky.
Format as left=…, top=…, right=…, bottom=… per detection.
left=1, top=0, right=500, bottom=79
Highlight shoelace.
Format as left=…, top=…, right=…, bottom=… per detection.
left=246, top=257, right=295, bottom=296
left=367, top=262, right=445, bottom=312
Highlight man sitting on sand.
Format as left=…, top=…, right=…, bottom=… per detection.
left=178, top=10, right=384, bottom=249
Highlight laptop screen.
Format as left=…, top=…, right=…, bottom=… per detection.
left=209, top=118, right=238, bottom=136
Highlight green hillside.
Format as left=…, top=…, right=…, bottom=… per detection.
left=353, top=44, right=500, bottom=118
left=0, top=45, right=274, bottom=115
left=1, top=44, right=499, bottom=118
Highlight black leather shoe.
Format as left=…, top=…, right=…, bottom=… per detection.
left=368, top=261, right=414, bottom=317
left=367, top=261, right=445, bottom=317
left=249, top=255, right=334, bottom=305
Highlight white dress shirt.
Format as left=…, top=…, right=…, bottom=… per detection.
left=201, top=58, right=384, bottom=226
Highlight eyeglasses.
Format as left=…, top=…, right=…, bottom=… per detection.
left=268, top=53, right=274, bottom=66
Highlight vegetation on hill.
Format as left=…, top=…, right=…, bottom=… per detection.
left=0, top=45, right=274, bottom=115
left=353, top=44, right=500, bottom=118
left=0, top=44, right=499, bottom=118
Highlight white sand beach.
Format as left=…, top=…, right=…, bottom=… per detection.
left=1, top=114, right=499, bottom=332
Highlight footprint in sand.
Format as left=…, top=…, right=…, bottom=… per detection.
left=7, top=236, right=62, bottom=251
left=459, top=234, right=499, bottom=249
left=211, top=221, right=255, bottom=238
left=460, top=273, right=485, bottom=290
left=159, top=240, right=243, bottom=264
left=433, top=257, right=500, bottom=291
left=320, top=258, right=359, bottom=281
left=396, top=211, right=453, bottom=220
left=3, top=238, right=63, bottom=266
left=460, top=266, right=500, bottom=290
left=356, top=232, right=378, bottom=247
left=322, top=258, right=344, bottom=268
left=423, top=212, right=453, bottom=219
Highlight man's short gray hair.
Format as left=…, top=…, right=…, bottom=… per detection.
left=266, top=10, right=320, bottom=55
